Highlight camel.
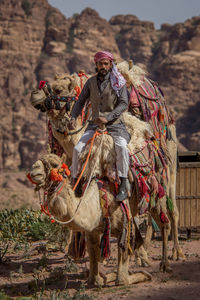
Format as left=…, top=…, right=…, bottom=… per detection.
left=28, top=107, right=176, bottom=278
left=29, top=152, right=153, bottom=286
left=30, top=62, right=185, bottom=265
left=117, top=61, right=185, bottom=262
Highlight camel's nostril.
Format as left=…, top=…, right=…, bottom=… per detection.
left=55, top=88, right=62, bottom=94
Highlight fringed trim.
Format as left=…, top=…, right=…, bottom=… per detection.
left=119, top=202, right=134, bottom=255
left=166, top=195, right=174, bottom=212
left=152, top=217, right=159, bottom=232
left=160, top=210, right=169, bottom=224
left=100, top=217, right=111, bottom=259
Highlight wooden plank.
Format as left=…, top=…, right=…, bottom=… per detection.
left=179, top=162, right=200, bottom=168
left=190, top=168, right=197, bottom=227
left=179, top=167, right=185, bottom=227
left=176, top=169, right=180, bottom=216
left=184, top=168, right=191, bottom=227
left=197, top=168, right=200, bottom=226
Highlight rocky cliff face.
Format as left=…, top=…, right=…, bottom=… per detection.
left=150, top=17, right=200, bottom=149
left=110, top=14, right=158, bottom=66
left=0, top=0, right=200, bottom=176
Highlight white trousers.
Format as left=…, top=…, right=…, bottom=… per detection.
left=71, top=130, right=129, bottom=178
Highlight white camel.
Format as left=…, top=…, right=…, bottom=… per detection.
left=29, top=152, right=152, bottom=286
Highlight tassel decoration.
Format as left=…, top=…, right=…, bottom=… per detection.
left=158, top=184, right=165, bottom=198
left=50, top=169, right=63, bottom=182
left=139, top=175, right=149, bottom=197
left=160, top=211, right=169, bottom=223
left=61, top=163, right=71, bottom=177
left=100, top=217, right=111, bottom=259
left=167, top=196, right=174, bottom=212
left=152, top=217, right=159, bottom=232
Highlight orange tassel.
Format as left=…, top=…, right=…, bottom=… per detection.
left=61, top=163, right=71, bottom=177
left=74, top=86, right=81, bottom=100
left=50, top=169, right=63, bottom=181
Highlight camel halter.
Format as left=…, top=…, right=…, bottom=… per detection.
left=28, top=128, right=107, bottom=225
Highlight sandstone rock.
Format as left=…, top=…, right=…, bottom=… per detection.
left=110, top=14, right=158, bottom=65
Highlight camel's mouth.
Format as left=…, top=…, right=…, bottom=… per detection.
left=29, top=160, right=47, bottom=188
left=54, top=87, right=63, bottom=95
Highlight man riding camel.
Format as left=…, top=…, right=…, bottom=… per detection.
left=68, top=51, right=130, bottom=201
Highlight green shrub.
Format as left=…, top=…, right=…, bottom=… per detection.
left=0, top=208, right=67, bottom=242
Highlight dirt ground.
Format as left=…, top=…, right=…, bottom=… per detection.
left=0, top=175, right=200, bottom=299
left=0, top=234, right=200, bottom=300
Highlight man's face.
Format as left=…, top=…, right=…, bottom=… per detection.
left=96, top=59, right=112, bottom=76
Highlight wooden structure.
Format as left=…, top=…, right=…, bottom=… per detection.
left=176, top=151, right=200, bottom=228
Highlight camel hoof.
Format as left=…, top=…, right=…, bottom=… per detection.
left=172, top=248, right=186, bottom=261
left=87, top=274, right=104, bottom=287
left=141, top=261, right=149, bottom=267
left=103, top=272, right=117, bottom=285
left=135, top=257, right=142, bottom=267
left=141, top=258, right=152, bottom=267
left=160, top=262, right=172, bottom=273
left=116, top=271, right=152, bottom=285
left=116, top=277, right=130, bottom=286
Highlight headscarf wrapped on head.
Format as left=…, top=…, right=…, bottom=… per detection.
left=94, top=51, right=126, bottom=93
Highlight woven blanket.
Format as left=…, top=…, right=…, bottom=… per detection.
left=130, top=140, right=167, bottom=215
left=129, top=77, right=173, bottom=147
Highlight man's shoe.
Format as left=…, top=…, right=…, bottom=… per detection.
left=116, top=177, right=128, bottom=202
left=73, top=178, right=82, bottom=197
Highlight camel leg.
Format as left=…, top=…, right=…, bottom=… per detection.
left=151, top=209, right=171, bottom=272
left=135, top=245, right=152, bottom=267
left=116, top=248, right=130, bottom=285
left=169, top=206, right=185, bottom=261
left=159, top=224, right=172, bottom=272
left=168, top=168, right=185, bottom=261
left=116, top=248, right=152, bottom=285
left=65, top=229, right=73, bottom=254
left=143, top=214, right=153, bottom=251
left=86, top=232, right=104, bottom=286
left=134, top=217, right=152, bottom=267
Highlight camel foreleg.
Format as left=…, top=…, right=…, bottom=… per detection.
left=116, top=246, right=151, bottom=285
left=86, top=232, right=104, bottom=286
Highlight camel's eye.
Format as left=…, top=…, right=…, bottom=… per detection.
left=63, top=77, right=68, bottom=80
left=51, top=163, right=59, bottom=168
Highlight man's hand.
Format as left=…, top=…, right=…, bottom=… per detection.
left=95, top=117, right=108, bottom=128
left=68, top=118, right=77, bottom=130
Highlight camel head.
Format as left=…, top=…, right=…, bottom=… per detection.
left=29, top=153, right=67, bottom=190
left=30, top=73, right=79, bottom=114
left=51, top=73, right=77, bottom=97
left=30, top=72, right=90, bottom=124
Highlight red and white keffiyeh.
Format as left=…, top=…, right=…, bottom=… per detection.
left=94, top=51, right=126, bottom=92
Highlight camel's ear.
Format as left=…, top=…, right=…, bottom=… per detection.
left=79, top=69, right=85, bottom=74
left=54, top=73, right=60, bottom=80
left=128, top=59, right=133, bottom=70
left=69, top=77, right=77, bottom=91
left=61, top=153, right=67, bottom=164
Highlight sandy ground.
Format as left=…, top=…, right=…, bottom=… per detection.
left=0, top=235, right=200, bottom=300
